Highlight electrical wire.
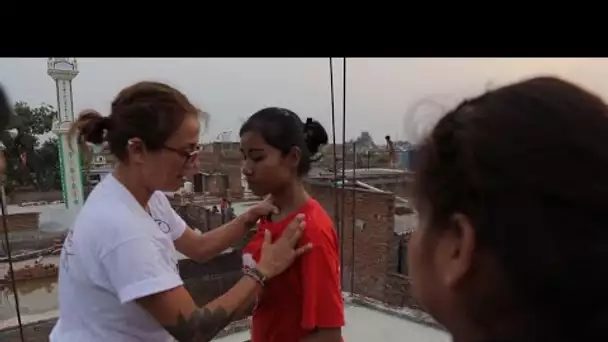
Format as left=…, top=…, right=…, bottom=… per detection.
left=351, top=141, right=356, bottom=296
left=1, top=184, right=25, bottom=341
left=328, top=58, right=342, bottom=283
left=340, top=58, right=347, bottom=286
left=0, top=85, right=25, bottom=341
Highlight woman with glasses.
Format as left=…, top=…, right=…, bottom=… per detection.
left=239, top=108, right=344, bottom=342
left=50, top=81, right=311, bottom=342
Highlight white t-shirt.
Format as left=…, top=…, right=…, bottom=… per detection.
left=50, top=174, right=187, bottom=342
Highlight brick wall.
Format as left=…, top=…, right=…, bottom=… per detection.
left=307, top=182, right=396, bottom=301
left=2, top=213, right=40, bottom=232
left=225, top=166, right=244, bottom=199
left=384, top=232, right=419, bottom=308
left=306, top=181, right=420, bottom=310
left=198, top=146, right=244, bottom=199
left=172, top=203, right=227, bottom=233
left=384, top=272, right=419, bottom=309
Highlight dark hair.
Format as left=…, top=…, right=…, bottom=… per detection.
left=385, top=135, right=391, bottom=140
left=415, top=76, right=608, bottom=340
left=239, top=107, right=328, bottom=176
left=68, top=81, right=198, bottom=161
left=0, top=85, right=12, bottom=132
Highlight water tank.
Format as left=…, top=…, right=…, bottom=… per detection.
left=397, top=150, right=409, bottom=169
left=184, top=181, right=193, bottom=194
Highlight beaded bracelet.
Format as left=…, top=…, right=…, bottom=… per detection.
left=243, top=266, right=267, bottom=288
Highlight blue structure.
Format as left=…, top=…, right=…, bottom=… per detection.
left=396, top=148, right=418, bottom=170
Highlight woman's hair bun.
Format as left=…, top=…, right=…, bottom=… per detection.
left=71, top=110, right=113, bottom=145
left=304, top=117, right=328, bottom=155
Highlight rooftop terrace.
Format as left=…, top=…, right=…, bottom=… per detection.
left=216, top=298, right=448, bottom=342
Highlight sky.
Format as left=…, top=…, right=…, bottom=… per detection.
left=1, top=58, right=607, bottom=144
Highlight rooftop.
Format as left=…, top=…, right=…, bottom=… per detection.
left=215, top=300, right=449, bottom=342
left=175, top=200, right=258, bottom=261
left=310, top=168, right=412, bottom=180
left=3, top=204, right=76, bottom=233
left=394, top=210, right=418, bottom=235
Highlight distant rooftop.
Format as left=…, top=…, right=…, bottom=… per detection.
left=215, top=300, right=448, bottom=342
left=310, top=168, right=411, bottom=180
left=3, top=204, right=77, bottom=233
left=176, top=200, right=259, bottom=261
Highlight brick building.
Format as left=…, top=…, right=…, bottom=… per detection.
left=197, top=142, right=244, bottom=199
left=172, top=202, right=229, bottom=233
left=82, top=141, right=247, bottom=200
left=319, top=145, right=396, bottom=171
left=305, top=179, right=419, bottom=308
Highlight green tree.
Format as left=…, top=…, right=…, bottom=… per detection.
left=1, top=102, right=60, bottom=193
left=35, top=137, right=61, bottom=191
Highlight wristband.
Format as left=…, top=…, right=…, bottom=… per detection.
left=243, top=266, right=267, bottom=288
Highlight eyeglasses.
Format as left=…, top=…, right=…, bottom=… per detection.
left=163, top=145, right=200, bottom=168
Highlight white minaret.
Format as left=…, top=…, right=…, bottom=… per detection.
left=47, top=58, right=84, bottom=210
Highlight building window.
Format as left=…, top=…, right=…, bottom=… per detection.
left=397, top=242, right=408, bottom=275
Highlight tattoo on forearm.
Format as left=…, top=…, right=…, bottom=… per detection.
left=163, top=306, right=234, bottom=342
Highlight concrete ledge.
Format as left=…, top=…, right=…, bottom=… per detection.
left=0, top=316, right=251, bottom=341
left=0, top=316, right=57, bottom=341
left=343, top=293, right=445, bottom=331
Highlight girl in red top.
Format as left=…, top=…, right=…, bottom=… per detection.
left=240, top=107, right=345, bottom=342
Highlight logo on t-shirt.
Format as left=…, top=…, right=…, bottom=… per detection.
left=151, top=217, right=171, bottom=234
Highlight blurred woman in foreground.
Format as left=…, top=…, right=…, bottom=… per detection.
left=408, top=76, right=608, bottom=342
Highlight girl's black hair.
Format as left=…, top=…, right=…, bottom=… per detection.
left=239, top=107, right=328, bottom=176
left=415, top=76, right=608, bottom=340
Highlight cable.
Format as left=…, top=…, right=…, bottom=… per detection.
left=329, top=59, right=339, bottom=234
left=1, top=186, right=25, bottom=341
left=0, top=85, right=25, bottom=341
left=351, top=141, right=356, bottom=296
left=328, top=58, right=342, bottom=283
left=340, top=58, right=347, bottom=286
